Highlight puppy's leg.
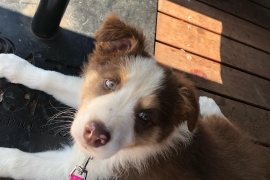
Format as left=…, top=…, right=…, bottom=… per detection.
left=199, top=96, right=226, bottom=119
left=0, top=146, right=74, bottom=180
left=0, top=54, right=82, bottom=108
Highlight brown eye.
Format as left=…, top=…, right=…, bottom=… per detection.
left=138, top=112, right=150, bottom=122
left=104, top=79, right=117, bottom=90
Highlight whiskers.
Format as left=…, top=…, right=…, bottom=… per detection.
left=45, top=102, right=77, bottom=140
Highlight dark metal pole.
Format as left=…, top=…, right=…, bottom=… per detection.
left=31, top=0, right=70, bottom=39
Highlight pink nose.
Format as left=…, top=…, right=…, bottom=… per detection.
left=83, top=121, right=110, bottom=147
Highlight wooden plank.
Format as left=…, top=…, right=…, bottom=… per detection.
left=158, top=0, right=270, bottom=54
left=197, top=90, right=270, bottom=143
left=155, top=42, right=270, bottom=110
left=156, top=13, right=270, bottom=80
left=198, top=0, right=270, bottom=30
left=249, top=0, right=270, bottom=9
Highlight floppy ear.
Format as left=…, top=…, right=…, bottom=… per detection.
left=94, top=14, right=150, bottom=57
left=173, top=71, right=199, bottom=132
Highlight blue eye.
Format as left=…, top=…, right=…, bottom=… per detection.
left=138, top=112, right=150, bottom=121
left=104, top=79, right=117, bottom=90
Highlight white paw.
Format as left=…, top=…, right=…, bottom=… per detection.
left=0, top=147, right=20, bottom=177
left=199, top=96, right=226, bottom=118
left=0, top=53, right=29, bottom=83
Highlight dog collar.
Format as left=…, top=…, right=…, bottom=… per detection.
left=69, top=156, right=93, bottom=180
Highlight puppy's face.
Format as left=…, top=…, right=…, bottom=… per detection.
left=71, top=15, right=199, bottom=159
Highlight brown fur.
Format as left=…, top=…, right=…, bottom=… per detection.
left=116, top=116, right=270, bottom=180
left=83, top=15, right=270, bottom=180
left=94, top=14, right=151, bottom=58
left=139, top=96, right=159, bottom=110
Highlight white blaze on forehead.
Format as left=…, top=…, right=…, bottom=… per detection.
left=71, top=56, right=165, bottom=158
left=122, top=56, right=165, bottom=99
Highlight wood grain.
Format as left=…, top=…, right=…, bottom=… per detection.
left=158, top=0, right=270, bottom=53
left=156, top=0, right=270, bottom=147
left=156, top=13, right=270, bottom=80
left=249, top=0, right=270, bottom=9
left=155, top=42, right=270, bottom=110
left=198, top=0, right=270, bottom=30
left=197, top=90, right=270, bottom=143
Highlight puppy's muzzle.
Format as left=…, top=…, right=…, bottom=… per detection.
left=84, top=121, right=111, bottom=148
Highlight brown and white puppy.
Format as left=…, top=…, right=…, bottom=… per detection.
left=71, top=15, right=198, bottom=160
left=0, top=15, right=269, bottom=180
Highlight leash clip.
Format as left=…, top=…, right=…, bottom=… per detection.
left=69, top=156, right=93, bottom=180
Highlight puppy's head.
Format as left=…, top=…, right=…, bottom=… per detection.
left=71, top=15, right=199, bottom=159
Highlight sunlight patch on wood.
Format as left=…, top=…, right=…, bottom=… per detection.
left=155, top=42, right=223, bottom=84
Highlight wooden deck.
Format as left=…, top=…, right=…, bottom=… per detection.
left=155, top=0, right=270, bottom=143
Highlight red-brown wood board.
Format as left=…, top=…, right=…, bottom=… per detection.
left=155, top=42, right=270, bottom=110
left=156, top=12, right=270, bottom=80
left=155, top=0, right=270, bottom=142
left=249, top=0, right=270, bottom=9
left=158, top=0, right=270, bottom=54
left=198, top=0, right=270, bottom=30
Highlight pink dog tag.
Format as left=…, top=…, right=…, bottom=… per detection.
left=70, top=174, right=84, bottom=180
left=69, top=156, right=92, bottom=180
